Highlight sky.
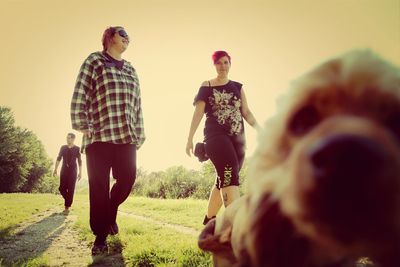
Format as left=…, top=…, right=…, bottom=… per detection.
left=0, top=0, right=399, bottom=179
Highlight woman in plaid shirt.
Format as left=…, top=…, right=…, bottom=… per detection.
left=71, top=26, right=145, bottom=255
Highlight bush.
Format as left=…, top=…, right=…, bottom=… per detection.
left=33, top=175, right=59, bottom=194
left=132, top=160, right=248, bottom=200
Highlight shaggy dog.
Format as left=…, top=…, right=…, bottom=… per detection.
left=198, top=50, right=400, bottom=267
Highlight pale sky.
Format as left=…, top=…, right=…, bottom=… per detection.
left=0, top=0, right=399, bottom=178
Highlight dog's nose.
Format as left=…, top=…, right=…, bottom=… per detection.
left=309, top=134, right=387, bottom=180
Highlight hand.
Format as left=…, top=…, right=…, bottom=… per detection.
left=81, top=129, right=92, bottom=138
left=186, top=140, right=193, bottom=156
left=53, top=170, right=58, bottom=177
left=77, top=172, right=81, bottom=181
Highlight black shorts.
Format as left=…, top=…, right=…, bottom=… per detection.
left=205, top=134, right=245, bottom=189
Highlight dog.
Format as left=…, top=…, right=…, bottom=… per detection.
left=198, top=50, right=400, bottom=267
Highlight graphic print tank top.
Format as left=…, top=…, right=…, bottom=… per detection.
left=194, top=80, right=245, bottom=141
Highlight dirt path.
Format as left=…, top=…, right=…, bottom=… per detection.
left=118, top=210, right=200, bottom=236
left=0, top=208, right=91, bottom=267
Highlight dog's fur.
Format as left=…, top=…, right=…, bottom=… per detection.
left=198, top=50, right=400, bottom=267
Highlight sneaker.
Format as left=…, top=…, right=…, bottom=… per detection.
left=203, top=215, right=216, bottom=225
left=91, top=236, right=108, bottom=256
left=109, top=223, right=119, bottom=235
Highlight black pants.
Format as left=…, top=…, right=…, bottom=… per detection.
left=59, top=168, right=77, bottom=207
left=205, top=134, right=245, bottom=189
left=86, top=142, right=136, bottom=238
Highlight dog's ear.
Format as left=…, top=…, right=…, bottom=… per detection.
left=198, top=219, right=234, bottom=257
left=198, top=197, right=249, bottom=266
left=198, top=219, right=237, bottom=267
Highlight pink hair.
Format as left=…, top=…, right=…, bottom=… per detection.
left=212, top=51, right=231, bottom=64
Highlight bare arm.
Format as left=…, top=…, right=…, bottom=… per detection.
left=186, top=101, right=206, bottom=156
left=240, top=88, right=260, bottom=130
left=53, top=160, right=61, bottom=176
left=53, top=146, right=63, bottom=176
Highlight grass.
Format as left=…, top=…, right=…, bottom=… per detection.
left=120, top=195, right=223, bottom=231
left=90, top=217, right=211, bottom=267
left=74, top=193, right=224, bottom=231
left=13, top=256, right=49, bottom=267
left=0, top=193, right=379, bottom=267
left=0, top=193, right=212, bottom=266
left=72, top=193, right=212, bottom=266
left=0, top=193, right=61, bottom=238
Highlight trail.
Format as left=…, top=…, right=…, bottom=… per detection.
left=0, top=208, right=91, bottom=267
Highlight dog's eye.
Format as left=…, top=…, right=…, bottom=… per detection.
left=288, top=105, right=321, bottom=135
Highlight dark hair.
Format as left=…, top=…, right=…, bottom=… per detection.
left=67, top=133, right=76, bottom=139
left=212, top=51, right=231, bottom=64
left=102, top=26, right=124, bottom=52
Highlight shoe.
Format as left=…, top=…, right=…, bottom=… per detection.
left=91, top=236, right=108, bottom=256
left=109, top=223, right=119, bottom=235
left=203, top=215, right=216, bottom=225
left=62, top=209, right=70, bottom=215
left=91, top=243, right=108, bottom=256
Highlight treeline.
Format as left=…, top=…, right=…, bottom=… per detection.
left=0, top=106, right=249, bottom=197
left=132, top=161, right=248, bottom=200
left=0, top=106, right=56, bottom=193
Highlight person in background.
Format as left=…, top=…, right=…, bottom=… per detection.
left=71, top=26, right=145, bottom=255
left=186, top=51, right=259, bottom=225
left=53, top=133, right=82, bottom=213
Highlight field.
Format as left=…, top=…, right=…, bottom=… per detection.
left=0, top=193, right=212, bottom=267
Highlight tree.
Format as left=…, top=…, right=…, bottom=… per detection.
left=0, top=106, right=22, bottom=192
left=19, top=130, right=53, bottom=192
left=0, top=106, right=53, bottom=193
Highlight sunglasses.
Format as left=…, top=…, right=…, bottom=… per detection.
left=117, top=29, right=129, bottom=38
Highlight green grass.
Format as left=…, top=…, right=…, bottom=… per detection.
left=74, top=193, right=224, bottom=231
left=0, top=193, right=61, bottom=238
left=0, top=193, right=376, bottom=267
left=91, top=217, right=211, bottom=267
left=0, top=256, right=50, bottom=267
left=0, top=193, right=212, bottom=266
left=120, top=195, right=223, bottom=231
left=72, top=193, right=212, bottom=266
left=13, top=256, right=49, bottom=267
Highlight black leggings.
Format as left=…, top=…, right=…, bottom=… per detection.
left=205, top=135, right=245, bottom=189
left=86, top=142, right=136, bottom=238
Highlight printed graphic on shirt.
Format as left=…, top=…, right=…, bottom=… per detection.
left=209, top=89, right=242, bottom=135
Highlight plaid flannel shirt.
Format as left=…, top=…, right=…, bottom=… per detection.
left=71, top=52, right=145, bottom=153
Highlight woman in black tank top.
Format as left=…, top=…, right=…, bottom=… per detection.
left=186, top=51, right=260, bottom=225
